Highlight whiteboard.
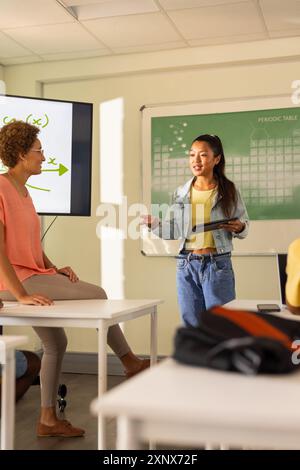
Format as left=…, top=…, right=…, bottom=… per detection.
left=141, top=94, right=300, bottom=255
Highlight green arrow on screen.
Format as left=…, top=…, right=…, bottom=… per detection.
left=26, top=183, right=50, bottom=192
left=42, top=163, right=69, bottom=176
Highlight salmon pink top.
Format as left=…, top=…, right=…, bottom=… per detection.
left=0, top=175, right=56, bottom=291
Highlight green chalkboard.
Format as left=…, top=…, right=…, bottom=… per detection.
left=151, top=107, right=300, bottom=220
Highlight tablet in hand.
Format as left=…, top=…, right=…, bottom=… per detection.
left=192, top=217, right=238, bottom=233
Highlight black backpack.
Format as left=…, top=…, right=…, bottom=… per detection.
left=173, top=306, right=300, bottom=375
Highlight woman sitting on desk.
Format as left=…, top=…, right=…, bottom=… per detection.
left=143, top=134, right=249, bottom=327
left=0, top=121, right=149, bottom=438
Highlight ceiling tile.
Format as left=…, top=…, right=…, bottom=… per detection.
left=0, top=55, right=41, bottom=66
left=112, top=40, right=187, bottom=54
left=159, top=0, right=249, bottom=10
left=0, top=31, right=34, bottom=58
left=3, top=23, right=105, bottom=54
left=82, top=12, right=182, bottom=47
left=188, top=31, right=267, bottom=46
left=0, top=0, right=74, bottom=29
left=63, top=0, right=116, bottom=5
left=260, top=0, right=300, bottom=32
left=73, top=0, right=159, bottom=20
left=269, top=28, right=300, bottom=38
left=40, top=48, right=110, bottom=61
left=168, top=2, right=264, bottom=40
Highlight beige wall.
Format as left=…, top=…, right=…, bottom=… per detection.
left=3, top=38, right=298, bottom=355
left=0, top=65, right=5, bottom=93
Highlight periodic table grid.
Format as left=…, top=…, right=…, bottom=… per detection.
left=152, top=134, right=300, bottom=207
left=152, top=138, right=190, bottom=198
left=226, top=135, right=300, bottom=206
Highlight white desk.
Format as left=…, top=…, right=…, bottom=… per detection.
left=91, top=300, right=300, bottom=450
left=0, top=335, right=27, bottom=450
left=0, top=298, right=162, bottom=449
left=226, top=299, right=290, bottom=316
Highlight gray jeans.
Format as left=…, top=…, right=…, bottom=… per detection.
left=1, top=274, right=130, bottom=407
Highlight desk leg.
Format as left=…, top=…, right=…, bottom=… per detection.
left=220, top=444, right=229, bottom=450
left=1, top=350, right=15, bottom=450
left=117, top=416, right=141, bottom=450
left=149, top=307, right=158, bottom=450
left=205, top=443, right=229, bottom=450
left=205, top=444, right=215, bottom=450
left=150, top=307, right=157, bottom=366
left=98, top=321, right=108, bottom=450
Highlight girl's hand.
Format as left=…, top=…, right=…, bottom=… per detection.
left=140, top=215, right=159, bottom=229
left=218, top=220, right=245, bottom=234
left=18, top=294, right=53, bottom=306
left=57, top=266, right=79, bottom=283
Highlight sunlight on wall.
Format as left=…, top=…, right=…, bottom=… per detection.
left=99, top=98, right=125, bottom=299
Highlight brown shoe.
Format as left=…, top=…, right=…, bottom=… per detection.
left=37, top=420, right=85, bottom=437
left=125, top=358, right=151, bottom=379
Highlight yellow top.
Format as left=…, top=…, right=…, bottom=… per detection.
left=185, top=185, right=216, bottom=250
left=286, top=238, right=300, bottom=307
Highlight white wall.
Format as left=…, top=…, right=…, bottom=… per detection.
left=3, top=38, right=300, bottom=355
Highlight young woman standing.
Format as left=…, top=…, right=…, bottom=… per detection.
left=143, top=134, right=249, bottom=327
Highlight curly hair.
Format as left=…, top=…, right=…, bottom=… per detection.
left=0, top=121, right=40, bottom=168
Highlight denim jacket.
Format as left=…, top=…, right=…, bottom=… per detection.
left=152, top=177, right=249, bottom=254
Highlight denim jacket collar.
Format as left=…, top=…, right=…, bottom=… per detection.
left=176, top=177, right=194, bottom=201
left=176, top=176, right=222, bottom=209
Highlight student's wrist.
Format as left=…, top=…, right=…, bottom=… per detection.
left=16, top=288, right=28, bottom=300
left=151, top=218, right=160, bottom=230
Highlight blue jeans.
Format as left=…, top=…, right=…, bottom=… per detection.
left=176, top=252, right=236, bottom=327
left=15, top=351, right=28, bottom=379
left=0, top=351, right=27, bottom=379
